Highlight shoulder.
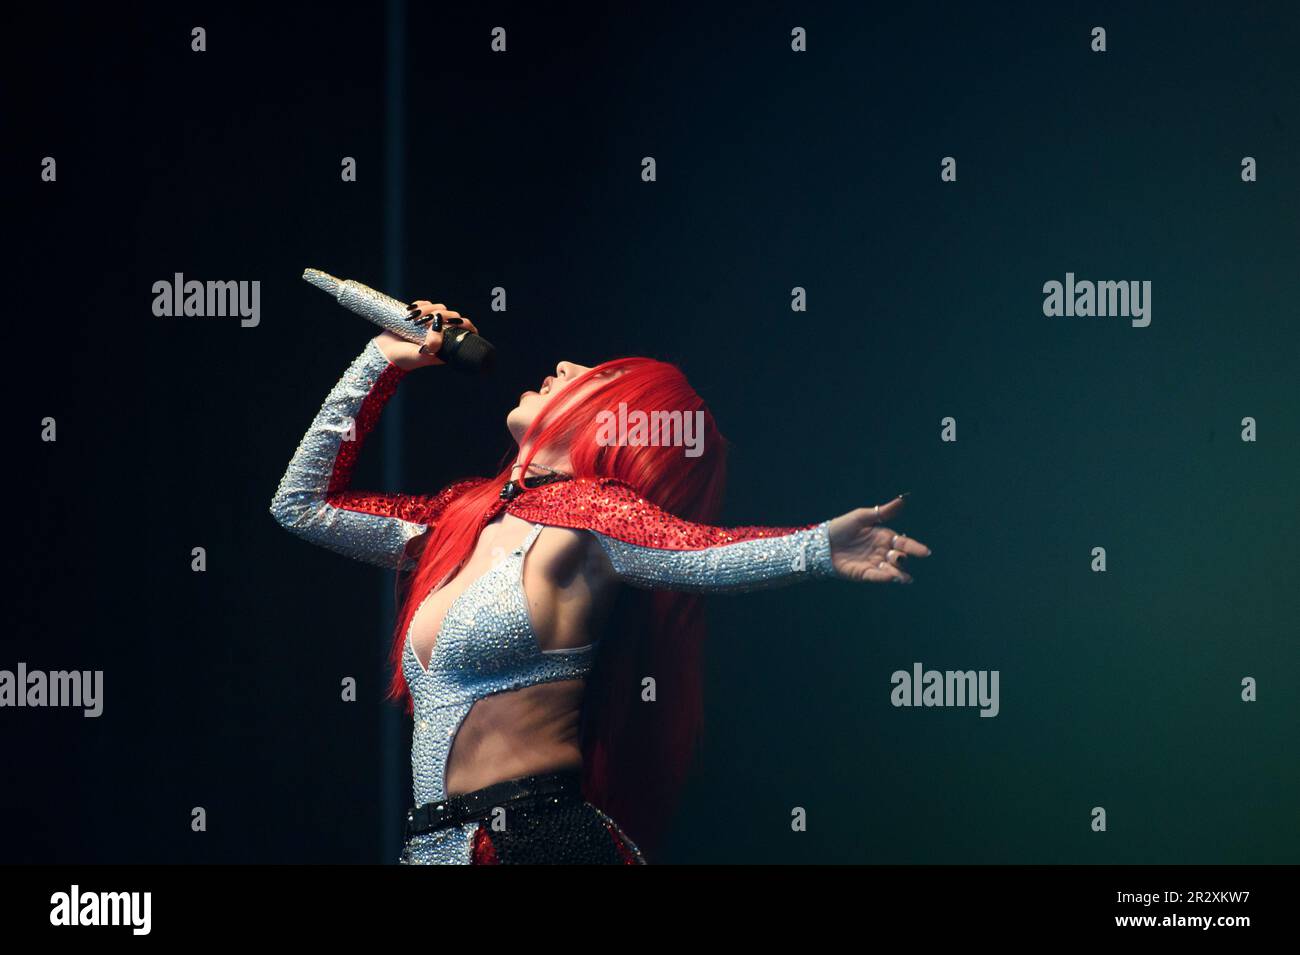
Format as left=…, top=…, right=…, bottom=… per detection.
left=505, top=476, right=639, bottom=516
left=506, top=477, right=674, bottom=549
left=399, top=476, right=495, bottom=564
left=505, top=477, right=804, bottom=550
left=419, top=476, right=494, bottom=522
left=440, top=475, right=495, bottom=497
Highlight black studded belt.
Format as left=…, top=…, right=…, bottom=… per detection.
left=403, top=770, right=584, bottom=840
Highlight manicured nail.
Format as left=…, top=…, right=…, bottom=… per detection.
left=445, top=317, right=463, bottom=325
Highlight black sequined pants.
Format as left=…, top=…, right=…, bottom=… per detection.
left=400, top=770, right=647, bottom=865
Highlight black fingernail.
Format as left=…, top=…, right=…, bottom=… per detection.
left=446, top=317, right=463, bottom=325
left=898, top=491, right=911, bottom=499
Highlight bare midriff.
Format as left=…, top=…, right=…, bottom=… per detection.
left=444, top=679, right=587, bottom=794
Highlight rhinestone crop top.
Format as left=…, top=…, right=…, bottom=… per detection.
left=269, top=340, right=837, bottom=858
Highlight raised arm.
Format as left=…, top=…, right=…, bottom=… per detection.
left=270, top=299, right=485, bottom=568
left=268, top=338, right=438, bottom=569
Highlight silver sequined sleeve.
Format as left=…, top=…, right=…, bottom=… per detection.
left=269, top=339, right=428, bottom=569
left=593, top=521, right=837, bottom=593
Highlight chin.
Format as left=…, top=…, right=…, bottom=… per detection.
left=506, top=404, right=533, bottom=442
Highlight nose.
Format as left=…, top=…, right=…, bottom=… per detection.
left=556, top=361, right=576, bottom=380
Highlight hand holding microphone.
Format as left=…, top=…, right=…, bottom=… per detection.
left=389, top=300, right=481, bottom=371
left=302, top=268, right=496, bottom=374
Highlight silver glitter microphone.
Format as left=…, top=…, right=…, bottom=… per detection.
left=303, top=268, right=496, bottom=374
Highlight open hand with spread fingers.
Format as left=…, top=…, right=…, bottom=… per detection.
left=826, top=495, right=931, bottom=583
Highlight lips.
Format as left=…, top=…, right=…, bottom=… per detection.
left=521, top=377, right=555, bottom=402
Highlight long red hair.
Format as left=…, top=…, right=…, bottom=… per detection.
left=385, top=358, right=728, bottom=855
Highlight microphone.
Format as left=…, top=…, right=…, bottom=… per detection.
left=302, top=268, right=496, bottom=374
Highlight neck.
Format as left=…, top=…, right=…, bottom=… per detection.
left=500, top=448, right=573, bottom=502
left=511, top=447, right=571, bottom=479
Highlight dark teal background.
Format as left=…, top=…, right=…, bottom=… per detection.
left=8, top=1, right=1297, bottom=862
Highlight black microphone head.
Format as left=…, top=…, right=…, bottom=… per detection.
left=438, top=328, right=496, bottom=375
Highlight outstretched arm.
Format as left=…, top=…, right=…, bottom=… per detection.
left=506, top=479, right=929, bottom=593
left=594, top=519, right=837, bottom=593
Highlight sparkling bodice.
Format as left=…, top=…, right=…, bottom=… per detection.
left=400, top=522, right=593, bottom=806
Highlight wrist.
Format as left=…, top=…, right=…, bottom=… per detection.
left=806, top=521, right=837, bottom=579
left=373, top=332, right=432, bottom=371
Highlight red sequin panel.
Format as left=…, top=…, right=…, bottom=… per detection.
left=327, top=477, right=491, bottom=524
left=604, top=822, right=640, bottom=865
left=324, top=490, right=440, bottom=523
left=322, top=355, right=490, bottom=522
left=327, top=360, right=406, bottom=495
left=506, top=477, right=819, bottom=550
left=470, top=824, right=500, bottom=864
